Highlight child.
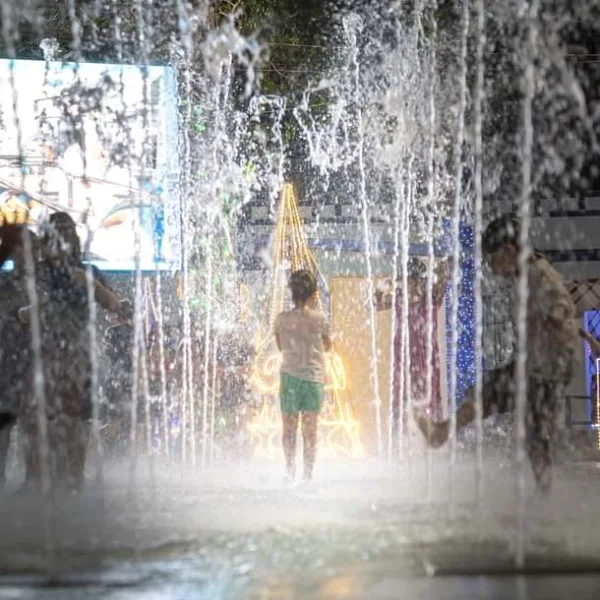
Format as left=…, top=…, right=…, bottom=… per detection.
left=415, top=214, right=579, bottom=492
left=274, top=270, right=332, bottom=482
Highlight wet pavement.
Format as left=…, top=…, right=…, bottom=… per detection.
left=2, top=571, right=600, bottom=600
left=1, top=453, right=600, bottom=599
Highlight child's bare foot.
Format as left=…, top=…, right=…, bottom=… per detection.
left=413, top=410, right=450, bottom=448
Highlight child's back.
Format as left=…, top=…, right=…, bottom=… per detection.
left=274, top=308, right=329, bottom=384
left=274, top=269, right=331, bottom=481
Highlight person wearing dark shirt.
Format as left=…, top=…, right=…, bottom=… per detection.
left=19, top=213, right=122, bottom=491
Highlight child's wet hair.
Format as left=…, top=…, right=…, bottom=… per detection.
left=482, top=214, right=520, bottom=256
left=289, top=269, right=318, bottom=305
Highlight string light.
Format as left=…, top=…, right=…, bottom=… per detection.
left=247, top=182, right=364, bottom=459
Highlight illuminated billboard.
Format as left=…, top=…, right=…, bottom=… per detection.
left=0, top=59, right=180, bottom=270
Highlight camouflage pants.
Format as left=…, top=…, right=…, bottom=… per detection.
left=477, top=363, right=565, bottom=489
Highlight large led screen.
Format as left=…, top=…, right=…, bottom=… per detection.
left=0, top=59, right=180, bottom=270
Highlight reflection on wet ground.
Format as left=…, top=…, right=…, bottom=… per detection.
left=3, top=574, right=600, bottom=600
left=1, top=454, right=600, bottom=599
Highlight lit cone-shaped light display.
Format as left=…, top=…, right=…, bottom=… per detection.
left=247, top=183, right=364, bottom=458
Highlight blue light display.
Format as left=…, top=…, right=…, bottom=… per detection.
left=444, top=221, right=476, bottom=406
left=584, top=311, right=600, bottom=425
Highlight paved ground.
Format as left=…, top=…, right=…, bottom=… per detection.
left=1, top=446, right=600, bottom=599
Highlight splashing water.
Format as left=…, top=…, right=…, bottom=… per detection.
left=0, top=0, right=599, bottom=585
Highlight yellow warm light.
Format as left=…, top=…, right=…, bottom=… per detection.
left=0, top=197, right=30, bottom=226
left=247, top=182, right=363, bottom=459
left=239, top=283, right=252, bottom=323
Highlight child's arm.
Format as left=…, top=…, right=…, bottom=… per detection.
left=322, top=315, right=333, bottom=352
left=72, top=268, right=122, bottom=313
left=580, top=328, right=600, bottom=358
left=538, top=283, right=581, bottom=354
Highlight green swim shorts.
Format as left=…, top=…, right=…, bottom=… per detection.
left=280, top=373, right=324, bottom=415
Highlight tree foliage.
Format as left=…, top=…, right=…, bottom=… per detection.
left=213, top=0, right=332, bottom=92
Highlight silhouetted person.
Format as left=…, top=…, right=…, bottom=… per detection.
left=19, top=213, right=121, bottom=491
left=0, top=226, right=39, bottom=487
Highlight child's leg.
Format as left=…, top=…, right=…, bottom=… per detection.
left=23, top=419, right=53, bottom=490
left=67, top=419, right=89, bottom=489
left=280, top=374, right=304, bottom=477
left=24, top=445, right=41, bottom=489
left=415, top=362, right=516, bottom=447
left=0, top=415, right=15, bottom=487
left=527, top=381, right=559, bottom=492
left=301, top=412, right=318, bottom=480
left=53, top=415, right=71, bottom=486
left=53, top=417, right=87, bottom=491
left=281, top=413, right=299, bottom=477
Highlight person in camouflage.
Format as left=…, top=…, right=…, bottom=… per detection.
left=415, top=215, right=579, bottom=492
